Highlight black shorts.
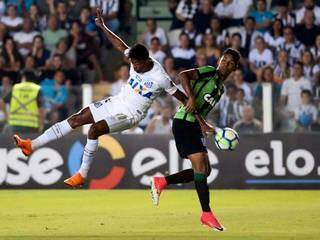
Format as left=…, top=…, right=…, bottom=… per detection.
left=172, top=118, right=207, bottom=159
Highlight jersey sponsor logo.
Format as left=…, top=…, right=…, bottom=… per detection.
left=128, top=78, right=153, bottom=99
left=144, top=81, right=153, bottom=88
left=204, top=94, right=216, bottom=107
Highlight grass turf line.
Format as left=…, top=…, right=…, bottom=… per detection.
left=0, top=190, right=319, bottom=240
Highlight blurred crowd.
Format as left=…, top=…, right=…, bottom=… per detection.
left=1, top=0, right=320, bottom=135
left=131, top=0, right=320, bottom=134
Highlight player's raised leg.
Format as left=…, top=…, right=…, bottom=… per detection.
left=189, top=152, right=224, bottom=231
left=14, top=107, right=95, bottom=156
left=64, top=120, right=109, bottom=188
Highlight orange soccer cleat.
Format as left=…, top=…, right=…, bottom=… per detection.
left=201, top=211, right=225, bottom=231
left=64, top=172, right=85, bottom=188
left=13, top=134, right=33, bottom=156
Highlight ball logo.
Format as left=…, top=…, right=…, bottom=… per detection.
left=68, top=135, right=126, bottom=189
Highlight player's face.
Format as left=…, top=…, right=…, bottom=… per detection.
left=218, top=54, right=236, bottom=77
left=131, top=58, right=147, bottom=73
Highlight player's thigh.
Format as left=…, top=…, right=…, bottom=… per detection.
left=187, top=152, right=210, bottom=174
left=68, top=107, right=95, bottom=128
left=88, top=97, right=141, bottom=133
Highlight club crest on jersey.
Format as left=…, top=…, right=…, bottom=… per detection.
left=144, top=81, right=153, bottom=88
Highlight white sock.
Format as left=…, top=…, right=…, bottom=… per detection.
left=32, top=120, right=73, bottom=149
left=79, top=139, right=98, bottom=178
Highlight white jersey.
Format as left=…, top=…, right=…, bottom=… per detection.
left=117, top=56, right=177, bottom=117
left=89, top=50, right=177, bottom=133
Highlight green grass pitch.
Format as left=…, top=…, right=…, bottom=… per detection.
left=0, top=190, right=319, bottom=240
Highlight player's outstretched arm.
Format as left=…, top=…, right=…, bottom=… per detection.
left=95, top=8, right=129, bottom=53
left=178, top=69, right=199, bottom=113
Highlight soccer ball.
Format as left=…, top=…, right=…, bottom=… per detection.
left=214, top=127, right=239, bottom=151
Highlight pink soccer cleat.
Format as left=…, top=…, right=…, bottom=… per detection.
left=200, top=211, right=225, bottom=231
left=150, top=176, right=167, bottom=206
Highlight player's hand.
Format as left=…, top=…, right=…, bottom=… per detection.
left=185, top=96, right=196, bottom=113
left=95, top=8, right=106, bottom=29
left=199, top=120, right=216, bottom=137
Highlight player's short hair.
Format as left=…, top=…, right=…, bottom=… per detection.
left=128, top=43, right=149, bottom=61
left=222, top=48, right=241, bottom=67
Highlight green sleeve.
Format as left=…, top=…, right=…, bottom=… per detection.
left=196, top=66, right=216, bottom=79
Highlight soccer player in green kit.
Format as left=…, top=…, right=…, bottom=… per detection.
left=151, top=48, right=240, bottom=231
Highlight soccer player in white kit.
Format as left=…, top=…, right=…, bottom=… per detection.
left=13, top=9, right=189, bottom=188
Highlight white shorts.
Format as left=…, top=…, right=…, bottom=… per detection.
left=88, top=96, right=144, bottom=133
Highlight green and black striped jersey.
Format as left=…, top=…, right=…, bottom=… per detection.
left=174, top=65, right=224, bottom=123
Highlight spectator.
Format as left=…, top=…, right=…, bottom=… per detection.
left=295, top=0, right=320, bottom=25
left=53, top=38, right=76, bottom=69
left=201, top=33, right=221, bottom=66
left=110, top=63, right=129, bottom=96
left=255, top=66, right=282, bottom=104
left=0, top=75, right=11, bottom=131
left=239, top=16, right=263, bottom=57
left=13, top=18, right=39, bottom=56
left=36, top=0, right=55, bottom=16
left=1, top=37, right=23, bottom=72
left=0, top=23, right=8, bottom=48
left=80, top=7, right=97, bottom=37
left=294, top=89, right=318, bottom=131
left=264, top=19, right=285, bottom=49
left=40, top=70, right=68, bottom=123
left=274, top=49, right=290, bottom=83
left=229, top=33, right=248, bottom=67
left=249, top=36, right=273, bottom=79
left=56, top=1, right=72, bottom=30
left=277, top=26, right=304, bottom=64
left=233, top=105, right=262, bottom=133
left=194, top=0, right=214, bottom=34
left=218, top=84, right=241, bottom=127
left=311, top=34, right=320, bottom=62
left=29, top=4, right=47, bottom=31
left=68, top=0, right=89, bottom=21
left=0, top=5, right=23, bottom=33
left=232, top=69, right=252, bottom=103
left=168, top=0, right=181, bottom=30
left=31, top=35, right=51, bottom=68
left=163, top=56, right=178, bottom=83
left=274, top=0, right=296, bottom=27
left=68, top=21, right=104, bottom=82
left=235, top=88, right=250, bottom=119
left=295, top=10, right=320, bottom=48
left=281, top=62, right=312, bottom=114
left=214, top=0, right=234, bottom=28
left=194, top=49, right=208, bottom=68
left=232, top=0, right=253, bottom=25
left=171, top=33, right=195, bottom=69
left=205, top=17, right=226, bottom=46
left=42, top=15, right=68, bottom=51
left=24, top=55, right=39, bottom=81
left=149, top=37, right=166, bottom=65
left=301, top=50, right=320, bottom=83
left=250, top=0, right=274, bottom=33
left=3, top=71, right=44, bottom=134
left=175, top=0, right=199, bottom=29
left=90, top=0, right=120, bottom=32
left=145, top=105, right=173, bottom=134
left=182, top=19, right=200, bottom=48
left=140, top=18, right=168, bottom=49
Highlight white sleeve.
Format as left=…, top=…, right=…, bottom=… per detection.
left=160, top=74, right=178, bottom=95
left=249, top=50, right=254, bottom=63
left=266, top=50, right=273, bottom=65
